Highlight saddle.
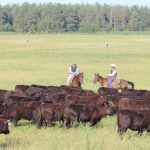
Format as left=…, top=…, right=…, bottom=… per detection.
left=113, top=79, right=121, bottom=84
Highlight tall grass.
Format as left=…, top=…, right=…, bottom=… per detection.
left=0, top=34, right=149, bottom=149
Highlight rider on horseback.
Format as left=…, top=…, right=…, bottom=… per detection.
left=67, top=64, right=79, bottom=86
left=108, top=64, right=117, bottom=88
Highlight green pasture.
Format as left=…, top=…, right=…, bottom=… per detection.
left=0, top=34, right=149, bottom=150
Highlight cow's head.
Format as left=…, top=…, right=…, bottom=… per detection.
left=97, top=95, right=107, bottom=105
left=0, top=118, right=10, bottom=134
left=102, top=102, right=114, bottom=116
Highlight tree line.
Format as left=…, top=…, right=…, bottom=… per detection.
left=0, top=3, right=150, bottom=33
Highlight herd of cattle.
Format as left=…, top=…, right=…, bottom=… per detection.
left=0, top=84, right=150, bottom=135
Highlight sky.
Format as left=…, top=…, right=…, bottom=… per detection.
left=0, top=0, right=150, bottom=7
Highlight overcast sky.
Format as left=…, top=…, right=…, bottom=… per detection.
left=0, top=0, right=150, bottom=7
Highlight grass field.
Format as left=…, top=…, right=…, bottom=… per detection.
left=0, top=34, right=149, bottom=150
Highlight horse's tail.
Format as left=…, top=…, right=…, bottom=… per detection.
left=127, top=81, right=134, bottom=89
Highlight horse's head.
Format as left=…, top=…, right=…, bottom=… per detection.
left=93, top=73, right=100, bottom=84
left=77, top=73, right=84, bottom=84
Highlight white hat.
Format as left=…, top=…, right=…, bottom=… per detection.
left=110, top=64, right=116, bottom=68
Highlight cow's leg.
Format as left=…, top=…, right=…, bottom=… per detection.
left=63, top=118, right=70, bottom=127
left=117, top=119, right=128, bottom=135
left=147, top=124, right=150, bottom=132
left=47, top=119, right=53, bottom=127
left=47, top=113, right=54, bottom=127
left=70, top=113, right=78, bottom=127
left=118, top=126, right=126, bottom=135
left=117, top=113, right=130, bottom=135
left=58, top=120, right=63, bottom=127
left=12, top=120, right=17, bottom=126
left=90, top=119, right=97, bottom=126
left=37, top=118, right=43, bottom=128
left=11, top=117, right=18, bottom=126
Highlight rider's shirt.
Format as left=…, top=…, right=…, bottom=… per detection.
left=69, top=66, right=79, bottom=75
left=108, top=68, right=117, bottom=77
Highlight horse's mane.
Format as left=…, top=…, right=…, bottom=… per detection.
left=71, top=73, right=83, bottom=88
left=76, top=73, right=83, bottom=77
left=97, top=74, right=107, bottom=80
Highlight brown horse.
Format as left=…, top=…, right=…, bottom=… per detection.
left=93, top=73, right=134, bottom=90
left=70, top=73, right=84, bottom=88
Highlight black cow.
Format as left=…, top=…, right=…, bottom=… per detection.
left=63, top=104, right=113, bottom=127
left=3, top=101, right=41, bottom=126
left=33, top=103, right=64, bottom=127
left=97, top=87, right=118, bottom=96
left=0, top=89, right=8, bottom=103
left=25, top=86, right=48, bottom=97
left=0, top=104, right=7, bottom=114
left=47, top=86, right=65, bottom=94
left=143, top=91, right=150, bottom=100
left=65, top=95, right=106, bottom=105
left=4, top=92, right=41, bottom=105
left=121, top=89, right=150, bottom=100
left=60, top=85, right=95, bottom=95
left=118, top=109, right=150, bottom=134
left=109, top=93, right=143, bottom=112
left=15, top=85, right=30, bottom=95
left=40, top=92, right=68, bottom=103
left=118, top=98, right=150, bottom=110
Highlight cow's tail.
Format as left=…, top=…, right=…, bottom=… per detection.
left=127, top=81, right=134, bottom=89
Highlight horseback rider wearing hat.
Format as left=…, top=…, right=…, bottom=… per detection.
left=67, top=64, right=79, bottom=86
left=108, top=64, right=117, bottom=88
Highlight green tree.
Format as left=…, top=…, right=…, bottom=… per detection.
left=128, top=6, right=142, bottom=31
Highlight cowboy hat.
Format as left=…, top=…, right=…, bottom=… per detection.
left=110, top=64, right=116, bottom=68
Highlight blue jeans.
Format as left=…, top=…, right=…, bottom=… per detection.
left=108, top=76, right=116, bottom=88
